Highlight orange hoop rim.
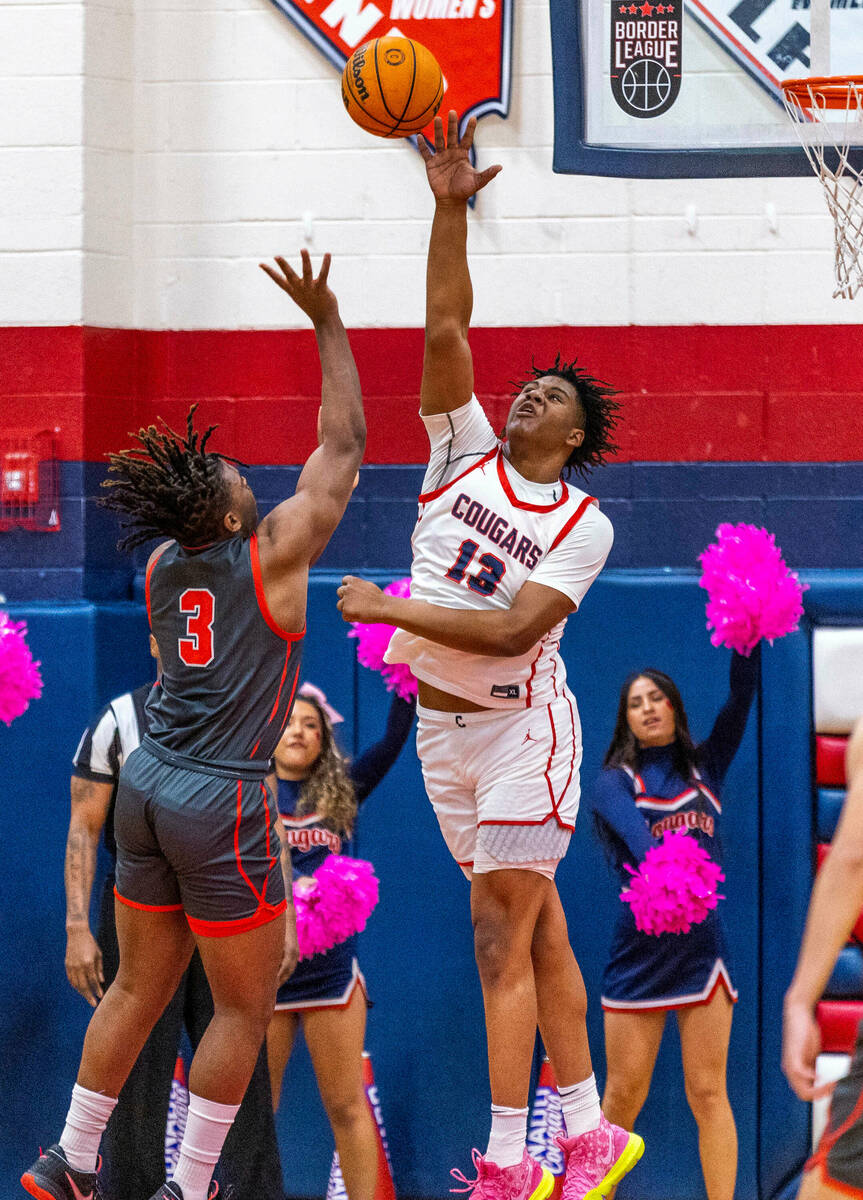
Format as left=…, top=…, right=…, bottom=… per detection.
left=782, top=75, right=863, bottom=109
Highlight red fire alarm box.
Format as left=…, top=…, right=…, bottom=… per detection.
left=0, top=429, right=60, bottom=531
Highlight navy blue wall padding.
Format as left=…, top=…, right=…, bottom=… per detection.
left=825, top=947, right=863, bottom=1000
left=817, top=789, right=847, bottom=843
left=759, top=625, right=814, bottom=1199
left=2, top=571, right=863, bottom=1198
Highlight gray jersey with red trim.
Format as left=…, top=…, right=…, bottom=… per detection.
left=145, top=533, right=303, bottom=766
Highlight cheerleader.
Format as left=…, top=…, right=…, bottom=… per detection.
left=268, top=682, right=415, bottom=1200
left=591, top=648, right=758, bottom=1200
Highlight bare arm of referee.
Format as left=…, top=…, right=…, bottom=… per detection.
left=64, top=776, right=112, bottom=1007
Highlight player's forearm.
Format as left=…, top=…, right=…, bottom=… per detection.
left=64, top=825, right=99, bottom=930
left=315, top=313, right=366, bottom=458
left=385, top=595, right=526, bottom=657
left=786, top=843, right=863, bottom=1008
left=426, top=200, right=472, bottom=335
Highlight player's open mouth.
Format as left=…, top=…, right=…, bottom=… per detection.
left=516, top=404, right=537, bottom=416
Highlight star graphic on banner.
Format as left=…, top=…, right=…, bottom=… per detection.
left=657, top=3, right=666, bottom=10
left=639, top=1, right=654, bottom=13
left=619, top=4, right=628, bottom=10
left=628, top=4, right=637, bottom=11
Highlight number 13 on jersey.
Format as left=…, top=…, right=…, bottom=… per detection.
left=179, top=588, right=215, bottom=666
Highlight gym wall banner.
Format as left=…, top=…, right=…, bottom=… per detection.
left=267, top=0, right=514, bottom=136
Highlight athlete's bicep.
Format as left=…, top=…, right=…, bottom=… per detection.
left=420, top=324, right=474, bottom=417
left=507, top=581, right=576, bottom=651
left=258, top=447, right=356, bottom=567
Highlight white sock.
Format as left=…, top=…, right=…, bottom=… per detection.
left=559, top=1074, right=602, bottom=1138
left=171, top=1093, right=240, bottom=1200
left=486, top=1104, right=528, bottom=1168
left=59, top=1083, right=118, bottom=1172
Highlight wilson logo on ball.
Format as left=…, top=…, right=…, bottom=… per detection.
left=342, top=36, right=444, bottom=138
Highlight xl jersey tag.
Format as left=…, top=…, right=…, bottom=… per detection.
left=491, top=684, right=520, bottom=699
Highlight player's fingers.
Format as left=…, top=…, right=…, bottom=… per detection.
left=317, top=252, right=332, bottom=287
left=259, top=263, right=289, bottom=291
left=418, top=134, right=433, bottom=160
left=274, top=255, right=300, bottom=285
left=475, top=164, right=503, bottom=192
left=87, top=968, right=103, bottom=1002
left=300, top=249, right=313, bottom=283
left=433, top=114, right=445, bottom=152
left=461, top=115, right=477, bottom=151
left=446, top=109, right=458, bottom=149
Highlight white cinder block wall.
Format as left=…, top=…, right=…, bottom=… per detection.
left=3, top=0, right=854, bottom=330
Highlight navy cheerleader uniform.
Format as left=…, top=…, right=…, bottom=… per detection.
left=593, top=651, right=758, bottom=1012
left=275, top=693, right=415, bottom=1011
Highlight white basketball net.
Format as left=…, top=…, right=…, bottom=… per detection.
left=783, top=79, right=863, bottom=300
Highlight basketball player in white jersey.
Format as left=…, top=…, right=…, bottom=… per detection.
left=337, top=112, right=643, bottom=1200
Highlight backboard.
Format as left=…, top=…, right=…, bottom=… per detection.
left=550, top=0, right=863, bottom=177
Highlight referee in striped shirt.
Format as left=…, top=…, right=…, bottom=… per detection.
left=65, top=634, right=287, bottom=1200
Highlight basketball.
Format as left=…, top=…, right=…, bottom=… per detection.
left=341, top=37, right=444, bottom=139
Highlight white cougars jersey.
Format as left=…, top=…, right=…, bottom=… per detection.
left=385, top=397, right=614, bottom=709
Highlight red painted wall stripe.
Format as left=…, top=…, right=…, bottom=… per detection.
left=2, top=325, right=862, bottom=464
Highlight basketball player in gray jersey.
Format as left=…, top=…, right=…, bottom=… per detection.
left=22, top=251, right=366, bottom=1200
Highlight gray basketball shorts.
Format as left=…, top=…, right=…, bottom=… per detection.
left=808, top=1021, right=863, bottom=1194
left=113, top=744, right=286, bottom=937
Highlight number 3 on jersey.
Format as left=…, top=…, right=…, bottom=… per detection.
left=445, top=540, right=506, bottom=597
left=179, top=588, right=215, bottom=666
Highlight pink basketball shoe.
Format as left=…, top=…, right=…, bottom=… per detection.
left=450, top=1149, right=555, bottom=1200
left=556, top=1115, right=644, bottom=1200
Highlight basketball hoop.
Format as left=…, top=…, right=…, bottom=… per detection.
left=782, top=76, right=863, bottom=299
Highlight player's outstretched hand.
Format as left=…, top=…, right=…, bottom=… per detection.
left=337, top=575, right=388, bottom=623
left=782, top=995, right=832, bottom=1101
left=260, top=250, right=339, bottom=326
left=419, top=111, right=502, bottom=202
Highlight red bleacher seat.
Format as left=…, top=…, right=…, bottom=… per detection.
left=817, top=736, right=848, bottom=787
left=817, top=1000, right=863, bottom=1054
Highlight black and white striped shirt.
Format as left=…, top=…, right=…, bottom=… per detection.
left=72, top=683, right=153, bottom=859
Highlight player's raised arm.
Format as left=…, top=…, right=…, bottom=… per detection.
left=418, top=112, right=501, bottom=417
left=258, top=250, right=366, bottom=568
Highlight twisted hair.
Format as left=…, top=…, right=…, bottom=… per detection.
left=517, top=356, right=621, bottom=479
left=100, top=405, right=237, bottom=552
left=294, top=694, right=358, bottom=837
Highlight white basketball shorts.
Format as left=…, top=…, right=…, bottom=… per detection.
left=416, top=688, right=583, bottom=880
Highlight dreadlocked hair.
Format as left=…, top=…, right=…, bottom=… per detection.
left=517, top=355, right=621, bottom=480
left=293, top=693, right=358, bottom=837
left=100, top=405, right=237, bottom=552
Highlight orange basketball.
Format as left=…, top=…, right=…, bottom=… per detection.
left=341, top=37, right=444, bottom=139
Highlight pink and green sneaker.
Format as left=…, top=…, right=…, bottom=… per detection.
left=450, top=1149, right=555, bottom=1200
left=556, top=1114, right=644, bottom=1200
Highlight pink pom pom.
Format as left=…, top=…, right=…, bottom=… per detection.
left=293, top=855, right=380, bottom=961
left=348, top=576, right=417, bottom=701
left=0, top=613, right=43, bottom=726
left=620, top=830, right=725, bottom=937
left=698, top=522, right=807, bottom=656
